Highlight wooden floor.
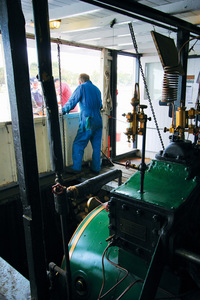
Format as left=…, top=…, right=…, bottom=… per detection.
left=61, top=156, right=152, bottom=222
left=63, top=156, right=151, bottom=189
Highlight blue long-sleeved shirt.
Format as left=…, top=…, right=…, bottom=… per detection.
left=63, top=81, right=102, bottom=131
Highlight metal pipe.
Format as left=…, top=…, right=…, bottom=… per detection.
left=177, top=29, right=190, bottom=107
left=110, top=50, right=117, bottom=158
left=31, top=0, right=70, bottom=298
left=53, top=187, right=72, bottom=299
left=49, top=262, right=66, bottom=278
left=67, top=169, right=122, bottom=198
left=0, top=1, right=49, bottom=299
left=81, top=0, right=177, bottom=33
left=175, top=248, right=200, bottom=265
left=60, top=215, right=72, bottom=299
left=81, top=0, right=200, bottom=36
left=49, top=262, right=68, bottom=299
left=113, top=160, right=138, bottom=170
left=32, top=0, right=64, bottom=174
left=139, top=117, right=147, bottom=194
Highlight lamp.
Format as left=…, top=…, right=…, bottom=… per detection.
left=29, top=19, right=61, bottom=29
left=49, top=20, right=61, bottom=29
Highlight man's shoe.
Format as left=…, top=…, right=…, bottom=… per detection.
left=65, top=167, right=81, bottom=174
left=90, top=168, right=99, bottom=175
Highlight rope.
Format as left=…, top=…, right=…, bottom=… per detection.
left=57, top=42, right=66, bottom=166
left=129, top=23, right=165, bottom=151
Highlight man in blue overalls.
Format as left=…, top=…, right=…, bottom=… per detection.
left=62, top=73, right=103, bottom=174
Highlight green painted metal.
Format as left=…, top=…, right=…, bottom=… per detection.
left=63, top=206, right=178, bottom=299
left=63, top=206, right=143, bottom=299
left=112, top=160, right=197, bottom=210
left=61, top=159, right=199, bottom=299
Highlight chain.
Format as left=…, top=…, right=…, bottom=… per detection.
left=129, top=23, right=165, bottom=151
left=57, top=42, right=66, bottom=166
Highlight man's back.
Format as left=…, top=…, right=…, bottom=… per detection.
left=79, top=81, right=102, bottom=117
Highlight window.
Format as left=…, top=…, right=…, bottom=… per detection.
left=144, top=62, right=163, bottom=101
left=0, top=37, right=102, bottom=122
left=0, top=37, right=10, bottom=122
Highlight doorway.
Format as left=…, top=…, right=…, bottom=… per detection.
left=116, top=53, right=136, bottom=156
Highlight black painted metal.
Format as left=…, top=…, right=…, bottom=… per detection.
left=81, top=0, right=200, bottom=36
left=50, top=170, right=123, bottom=299
left=53, top=189, right=72, bottom=299
left=139, top=235, right=165, bottom=300
left=110, top=50, right=117, bottom=159
left=32, top=0, right=64, bottom=174
left=82, top=0, right=176, bottom=33
left=49, top=262, right=68, bottom=300
left=133, top=56, right=140, bottom=149
left=139, top=117, right=147, bottom=194
left=31, top=1, right=72, bottom=298
left=177, top=29, right=190, bottom=106
left=0, top=0, right=49, bottom=299
left=67, top=169, right=122, bottom=199
left=59, top=214, right=72, bottom=300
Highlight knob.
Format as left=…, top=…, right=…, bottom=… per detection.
left=75, top=277, right=87, bottom=296
left=139, top=104, right=147, bottom=110
left=152, top=214, right=159, bottom=222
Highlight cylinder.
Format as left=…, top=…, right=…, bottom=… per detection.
left=176, top=106, right=186, bottom=128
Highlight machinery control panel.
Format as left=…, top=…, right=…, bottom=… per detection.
left=108, top=195, right=168, bottom=260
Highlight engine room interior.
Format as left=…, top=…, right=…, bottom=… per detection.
left=1, top=1, right=200, bottom=300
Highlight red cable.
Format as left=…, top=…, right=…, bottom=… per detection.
left=94, top=197, right=109, bottom=212
left=107, top=135, right=110, bottom=158
left=116, top=279, right=143, bottom=300
left=98, top=243, right=129, bottom=299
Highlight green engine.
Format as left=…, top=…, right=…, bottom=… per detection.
left=61, top=30, right=200, bottom=299
left=65, top=140, right=200, bottom=300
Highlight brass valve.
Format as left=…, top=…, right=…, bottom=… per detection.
left=163, top=103, right=200, bottom=141
left=138, top=105, right=148, bottom=135
left=123, top=84, right=150, bottom=143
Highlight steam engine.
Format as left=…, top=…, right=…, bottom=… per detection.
left=65, top=138, right=200, bottom=299
left=61, top=33, right=200, bottom=300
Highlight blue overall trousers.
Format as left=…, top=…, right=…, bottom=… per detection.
left=63, top=81, right=103, bottom=172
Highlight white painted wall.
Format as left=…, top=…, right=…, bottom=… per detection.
left=138, top=55, right=200, bottom=159
left=187, top=57, right=200, bottom=109
left=0, top=122, right=17, bottom=185
left=0, top=114, right=93, bottom=187
left=138, top=55, right=171, bottom=159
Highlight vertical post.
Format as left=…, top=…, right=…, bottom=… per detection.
left=110, top=50, right=117, bottom=159
left=133, top=55, right=140, bottom=149
left=140, top=117, right=147, bottom=194
left=31, top=1, right=72, bottom=298
left=0, top=0, right=49, bottom=299
left=139, top=235, right=165, bottom=300
left=177, top=29, right=190, bottom=107
left=32, top=0, right=64, bottom=174
left=52, top=189, right=72, bottom=299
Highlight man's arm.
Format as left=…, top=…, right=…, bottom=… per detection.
left=62, top=85, right=82, bottom=114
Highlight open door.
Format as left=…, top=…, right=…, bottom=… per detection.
left=116, top=53, right=136, bottom=156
